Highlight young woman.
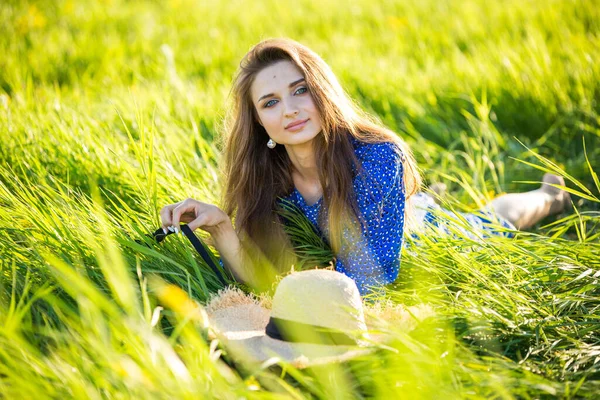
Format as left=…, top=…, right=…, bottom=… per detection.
left=159, top=38, right=570, bottom=295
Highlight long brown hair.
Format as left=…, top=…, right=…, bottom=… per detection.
left=220, top=38, right=421, bottom=273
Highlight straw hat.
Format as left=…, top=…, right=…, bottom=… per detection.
left=206, top=269, right=378, bottom=368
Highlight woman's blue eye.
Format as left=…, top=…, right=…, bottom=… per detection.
left=263, top=87, right=307, bottom=108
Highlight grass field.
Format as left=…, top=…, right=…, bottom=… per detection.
left=1, top=0, right=599, bottom=398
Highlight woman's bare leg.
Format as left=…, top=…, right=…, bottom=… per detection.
left=487, top=174, right=571, bottom=230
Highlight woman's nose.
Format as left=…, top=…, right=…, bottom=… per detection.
left=284, top=109, right=299, bottom=118
left=283, top=99, right=299, bottom=118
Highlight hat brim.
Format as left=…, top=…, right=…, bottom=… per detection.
left=208, top=303, right=373, bottom=368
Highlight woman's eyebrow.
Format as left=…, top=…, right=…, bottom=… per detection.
left=257, top=78, right=306, bottom=102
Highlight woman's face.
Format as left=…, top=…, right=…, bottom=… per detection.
left=251, top=60, right=323, bottom=148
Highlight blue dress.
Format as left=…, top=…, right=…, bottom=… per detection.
left=276, top=137, right=516, bottom=296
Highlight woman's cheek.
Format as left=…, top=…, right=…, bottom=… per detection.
left=265, top=115, right=280, bottom=132
left=264, top=118, right=281, bottom=136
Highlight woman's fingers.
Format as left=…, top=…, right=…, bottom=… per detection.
left=159, top=203, right=178, bottom=233
left=187, top=212, right=208, bottom=232
left=171, top=199, right=198, bottom=231
left=161, top=199, right=230, bottom=234
left=189, top=206, right=232, bottom=236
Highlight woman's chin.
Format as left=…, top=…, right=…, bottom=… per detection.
left=280, top=131, right=321, bottom=147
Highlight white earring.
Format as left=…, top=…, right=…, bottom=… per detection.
left=267, top=138, right=276, bottom=149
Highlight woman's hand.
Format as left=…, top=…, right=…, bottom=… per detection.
left=159, top=198, right=232, bottom=237
left=161, top=198, right=249, bottom=285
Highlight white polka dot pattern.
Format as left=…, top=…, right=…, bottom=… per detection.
left=278, top=138, right=407, bottom=296
left=217, top=138, right=517, bottom=296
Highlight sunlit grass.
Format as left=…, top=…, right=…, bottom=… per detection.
left=1, top=0, right=599, bottom=398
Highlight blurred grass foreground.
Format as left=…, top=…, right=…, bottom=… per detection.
left=1, top=0, right=600, bottom=398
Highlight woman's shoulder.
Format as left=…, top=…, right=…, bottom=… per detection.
left=350, top=137, right=406, bottom=205
left=350, top=137, right=406, bottom=165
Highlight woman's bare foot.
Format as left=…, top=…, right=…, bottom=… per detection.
left=487, top=173, right=572, bottom=230
left=540, top=173, right=572, bottom=215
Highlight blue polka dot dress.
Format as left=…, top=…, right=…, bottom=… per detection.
left=277, top=137, right=516, bottom=296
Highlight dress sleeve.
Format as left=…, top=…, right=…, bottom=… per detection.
left=333, top=143, right=406, bottom=296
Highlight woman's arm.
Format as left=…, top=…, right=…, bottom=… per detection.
left=212, top=221, right=277, bottom=291
left=333, top=143, right=406, bottom=295
left=160, top=198, right=257, bottom=286
left=208, top=220, right=248, bottom=283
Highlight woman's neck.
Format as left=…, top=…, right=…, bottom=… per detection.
left=284, top=140, right=319, bottom=183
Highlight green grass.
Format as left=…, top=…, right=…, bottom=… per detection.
left=1, top=0, right=599, bottom=398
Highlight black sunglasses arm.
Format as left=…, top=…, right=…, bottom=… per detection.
left=150, top=225, right=227, bottom=286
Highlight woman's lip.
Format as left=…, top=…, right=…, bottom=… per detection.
left=285, top=119, right=309, bottom=131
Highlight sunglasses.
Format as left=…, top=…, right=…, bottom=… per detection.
left=149, top=224, right=227, bottom=286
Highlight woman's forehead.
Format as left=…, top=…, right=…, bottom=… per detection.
left=251, top=60, right=305, bottom=103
